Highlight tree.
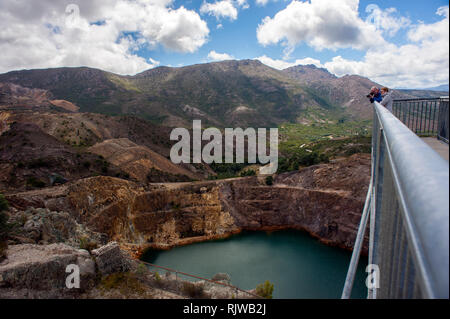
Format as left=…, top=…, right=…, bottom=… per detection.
left=255, top=280, right=274, bottom=299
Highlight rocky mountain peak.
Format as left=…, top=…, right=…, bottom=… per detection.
left=283, top=64, right=337, bottom=82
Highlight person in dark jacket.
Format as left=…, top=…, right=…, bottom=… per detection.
left=367, top=86, right=382, bottom=103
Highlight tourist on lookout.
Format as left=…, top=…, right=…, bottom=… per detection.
left=367, top=86, right=382, bottom=103
left=380, top=87, right=393, bottom=112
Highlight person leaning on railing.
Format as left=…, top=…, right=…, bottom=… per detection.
left=380, top=87, right=393, bottom=112
left=367, top=86, right=383, bottom=104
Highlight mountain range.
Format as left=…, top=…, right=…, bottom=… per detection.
left=418, top=84, right=449, bottom=92
left=0, top=60, right=443, bottom=128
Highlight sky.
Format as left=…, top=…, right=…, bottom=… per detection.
left=0, top=0, right=448, bottom=89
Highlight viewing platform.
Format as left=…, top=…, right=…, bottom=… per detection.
left=421, top=137, right=448, bottom=161
left=342, top=97, right=449, bottom=299
left=394, top=96, right=449, bottom=161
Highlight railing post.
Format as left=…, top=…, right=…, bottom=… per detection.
left=438, top=97, right=449, bottom=143
left=341, top=181, right=372, bottom=299
left=401, top=102, right=406, bottom=124
left=368, top=123, right=385, bottom=299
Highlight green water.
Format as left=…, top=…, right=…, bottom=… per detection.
left=142, top=230, right=368, bottom=299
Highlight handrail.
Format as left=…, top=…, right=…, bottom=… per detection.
left=373, top=102, right=449, bottom=298
left=392, top=97, right=442, bottom=135
left=341, top=179, right=372, bottom=299
left=393, top=97, right=441, bottom=102
left=342, top=101, right=449, bottom=299
left=128, top=257, right=263, bottom=299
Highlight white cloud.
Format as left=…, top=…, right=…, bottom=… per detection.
left=294, top=57, right=323, bottom=68
left=255, top=55, right=323, bottom=70
left=365, top=4, right=411, bottom=37
left=408, top=5, right=448, bottom=42
left=0, top=0, right=209, bottom=75
left=207, top=50, right=235, bottom=61
left=257, top=2, right=449, bottom=88
left=256, top=0, right=270, bottom=5
left=255, top=0, right=279, bottom=6
left=200, top=1, right=238, bottom=21
left=257, top=0, right=385, bottom=51
left=236, top=0, right=250, bottom=9
left=324, top=6, right=449, bottom=88
left=200, top=0, right=249, bottom=21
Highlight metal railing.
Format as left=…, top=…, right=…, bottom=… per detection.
left=437, top=97, right=449, bottom=143
left=392, top=97, right=448, bottom=137
left=342, top=101, right=449, bottom=299
left=128, top=257, right=263, bottom=299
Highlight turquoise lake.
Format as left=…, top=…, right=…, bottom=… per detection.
left=142, top=229, right=368, bottom=299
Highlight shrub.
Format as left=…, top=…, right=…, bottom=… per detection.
left=100, top=272, right=146, bottom=295
left=26, top=177, right=46, bottom=188
left=277, top=151, right=330, bottom=173
left=182, top=281, right=205, bottom=298
left=265, top=176, right=273, bottom=186
left=136, top=263, right=148, bottom=277
left=0, top=194, right=10, bottom=260
left=209, top=162, right=247, bottom=179
left=0, top=211, right=9, bottom=240
left=0, top=194, right=8, bottom=212
left=240, top=169, right=256, bottom=177
left=79, top=236, right=98, bottom=252
left=255, top=280, right=274, bottom=299
left=0, top=240, right=7, bottom=259
left=27, top=158, right=50, bottom=169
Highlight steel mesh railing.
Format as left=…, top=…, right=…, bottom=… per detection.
left=342, top=101, right=449, bottom=299
left=437, top=97, right=449, bottom=143
left=392, top=98, right=440, bottom=135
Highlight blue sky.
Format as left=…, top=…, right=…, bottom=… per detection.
left=0, top=0, right=448, bottom=88
left=142, top=0, right=448, bottom=69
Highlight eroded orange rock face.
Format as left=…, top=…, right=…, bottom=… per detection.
left=49, top=100, right=79, bottom=112
left=87, top=138, right=201, bottom=182
left=6, top=154, right=370, bottom=255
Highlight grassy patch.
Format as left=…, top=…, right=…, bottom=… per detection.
left=100, top=272, right=147, bottom=296
left=107, top=74, right=142, bottom=93
left=279, top=120, right=371, bottom=154
left=277, top=120, right=372, bottom=172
